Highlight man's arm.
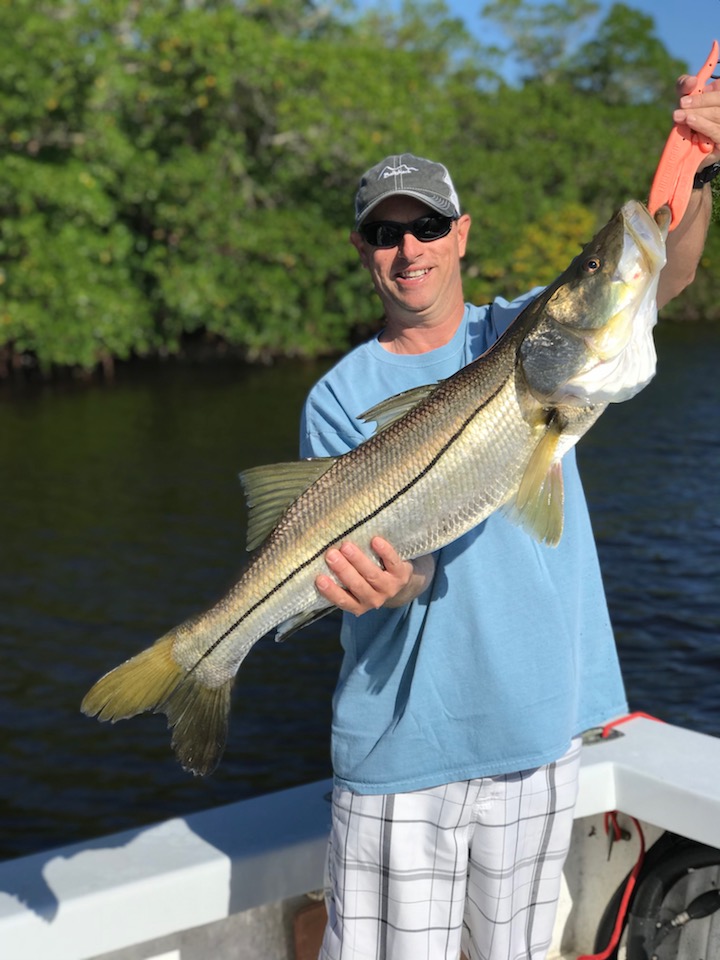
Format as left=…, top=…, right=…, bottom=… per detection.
left=658, top=74, right=720, bottom=308
left=658, top=184, right=712, bottom=308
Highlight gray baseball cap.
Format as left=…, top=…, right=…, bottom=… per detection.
left=354, top=153, right=461, bottom=227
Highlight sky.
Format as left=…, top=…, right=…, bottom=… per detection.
left=604, top=0, right=719, bottom=72
left=365, top=0, right=720, bottom=78
left=448, top=0, right=720, bottom=76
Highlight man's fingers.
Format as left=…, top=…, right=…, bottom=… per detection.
left=314, top=540, right=414, bottom=615
left=370, top=536, right=403, bottom=571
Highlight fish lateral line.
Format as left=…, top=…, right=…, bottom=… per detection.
left=188, top=372, right=518, bottom=669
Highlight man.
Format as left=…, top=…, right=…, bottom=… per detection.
left=299, top=78, right=719, bottom=960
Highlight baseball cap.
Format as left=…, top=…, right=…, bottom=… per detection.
left=354, top=154, right=461, bottom=227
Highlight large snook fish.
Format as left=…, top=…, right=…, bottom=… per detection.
left=82, top=200, right=669, bottom=775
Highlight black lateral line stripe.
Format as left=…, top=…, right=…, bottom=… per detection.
left=193, top=377, right=509, bottom=667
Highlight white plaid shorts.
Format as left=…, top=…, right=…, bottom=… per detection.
left=319, top=738, right=581, bottom=960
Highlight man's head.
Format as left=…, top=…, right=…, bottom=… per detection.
left=354, top=154, right=461, bottom=228
left=350, top=155, right=471, bottom=334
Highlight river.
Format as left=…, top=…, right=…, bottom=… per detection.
left=0, top=322, right=718, bottom=861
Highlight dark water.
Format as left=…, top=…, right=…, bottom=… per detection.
left=0, top=324, right=718, bottom=862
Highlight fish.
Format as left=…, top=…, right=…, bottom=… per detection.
left=81, top=199, right=670, bottom=776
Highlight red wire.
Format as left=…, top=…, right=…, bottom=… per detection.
left=577, top=815, right=645, bottom=959
left=577, top=712, right=659, bottom=958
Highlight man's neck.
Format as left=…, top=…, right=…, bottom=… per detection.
left=378, top=303, right=465, bottom=355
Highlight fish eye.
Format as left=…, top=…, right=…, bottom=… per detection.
left=582, top=255, right=602, bottom=274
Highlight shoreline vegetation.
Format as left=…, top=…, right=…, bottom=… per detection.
left=1, top=0, right=718, bottom=381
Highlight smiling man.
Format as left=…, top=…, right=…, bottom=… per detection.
left=349, top=160, right=471, bottom=351
left=299, top=138, right=716, bottom=960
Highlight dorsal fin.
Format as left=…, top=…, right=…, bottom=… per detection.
left=503, top=417, right=565, bottom=546
left=359, top=383, right=438, bottom=434
left=239, top=458, right=336, bottom=551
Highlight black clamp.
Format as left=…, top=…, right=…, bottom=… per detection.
left=693, top=161, right=720, bottom=189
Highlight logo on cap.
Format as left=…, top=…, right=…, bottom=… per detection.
left=378, top=163, right=419, bottom=179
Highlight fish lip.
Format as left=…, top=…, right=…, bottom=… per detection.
left=652, top=205, right=672, bottom=238
left=623, top=201, right=668, bottom=275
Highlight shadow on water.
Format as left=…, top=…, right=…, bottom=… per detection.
left=0, top=324, right=718, bottom=861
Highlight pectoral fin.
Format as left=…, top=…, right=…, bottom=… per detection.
left=505, top=418, right=565, bottom=546
left=239, top=458, right=336, bottom=551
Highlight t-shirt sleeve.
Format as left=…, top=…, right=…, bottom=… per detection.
left=299, top=379, right=367, bottom=459
left=488, top=287, right=545, bottom=340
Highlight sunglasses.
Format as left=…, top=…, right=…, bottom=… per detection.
left=359, top=215, right=456, bottom=248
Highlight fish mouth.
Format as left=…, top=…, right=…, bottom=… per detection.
left=622, top=200, right=669, bottom=277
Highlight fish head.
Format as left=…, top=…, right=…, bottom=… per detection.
left=520, top=200, right=669, bottom=405
left=546, top=201, right=667, bottom=334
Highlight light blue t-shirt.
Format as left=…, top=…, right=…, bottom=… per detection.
left=300, top=298, right=627, bottom=794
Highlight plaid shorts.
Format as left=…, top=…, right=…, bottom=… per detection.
left=319, top=739, right=581, bottom=960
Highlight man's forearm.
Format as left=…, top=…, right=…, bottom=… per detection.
left=657, top=185, right=713, bottom=309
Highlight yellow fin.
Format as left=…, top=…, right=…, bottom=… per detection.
left=81, top=633, right=234, bottom=776
left=508, top=421, right=565, bottom=546
left=239, top=458, right=335, bottom=551
left=359, top=383, right=437, bottom=433
left=81, top=634, right=182, bottom=722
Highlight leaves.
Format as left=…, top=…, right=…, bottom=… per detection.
left=0, top=0, right=716, bottom=375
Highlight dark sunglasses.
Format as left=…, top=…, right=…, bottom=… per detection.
left=359, top=215, right=456, bottom=248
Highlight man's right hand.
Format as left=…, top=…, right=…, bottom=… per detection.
left=315, top=537, right=435, bottom=616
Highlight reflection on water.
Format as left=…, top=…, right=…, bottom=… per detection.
left=0, top=324, right=718, bottom=860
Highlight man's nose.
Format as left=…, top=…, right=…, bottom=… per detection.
left=396, top=230, right=424, bottom=258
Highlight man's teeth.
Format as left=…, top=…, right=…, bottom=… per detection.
left=400, top=269, right=428, bottom=278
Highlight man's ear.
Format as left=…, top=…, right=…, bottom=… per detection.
left=455, top=214, right=472, bottom=259
left=350, top=231, right=371, bottom=270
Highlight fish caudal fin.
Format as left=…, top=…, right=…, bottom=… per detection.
left=81, top=633, right=233, bottom=776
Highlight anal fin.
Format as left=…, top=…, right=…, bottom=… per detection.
left=275, top=601, right=335, bottom=642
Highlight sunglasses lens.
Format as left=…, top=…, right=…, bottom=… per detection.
left=360, top=216, right=454, bottom=247
left=415, top=217, right=453, bottom=240
left=361, top=222, right=403, bottom=247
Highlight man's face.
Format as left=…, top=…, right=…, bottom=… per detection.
left=351, top=195, right=471, bottom=326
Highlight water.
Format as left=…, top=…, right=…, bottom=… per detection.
left=0, top=325, right=718, bottom=862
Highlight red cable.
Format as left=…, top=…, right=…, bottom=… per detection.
left=577, top=815, right=646, bottom=960
left=577, top=712, right=660, bottom=959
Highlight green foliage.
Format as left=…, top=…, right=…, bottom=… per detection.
left=0, top=0, right=717, bottom=375
left=566, top=3, right=687, bottom=105
left=482, top=0, right=601, bottom=84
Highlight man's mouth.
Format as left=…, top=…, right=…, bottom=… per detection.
left=397, top=268, right=430, bottom=280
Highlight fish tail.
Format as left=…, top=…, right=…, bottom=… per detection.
left=81, top=633, right=233, bottom=776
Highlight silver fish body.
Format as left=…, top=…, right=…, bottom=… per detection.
left=82, top=200, right=669, bottom=775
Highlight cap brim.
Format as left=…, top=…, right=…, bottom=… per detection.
left=356, top=190, right=458, bottom=227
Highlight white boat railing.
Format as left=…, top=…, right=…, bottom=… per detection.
left=1, top=716, right=719, bottom=960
